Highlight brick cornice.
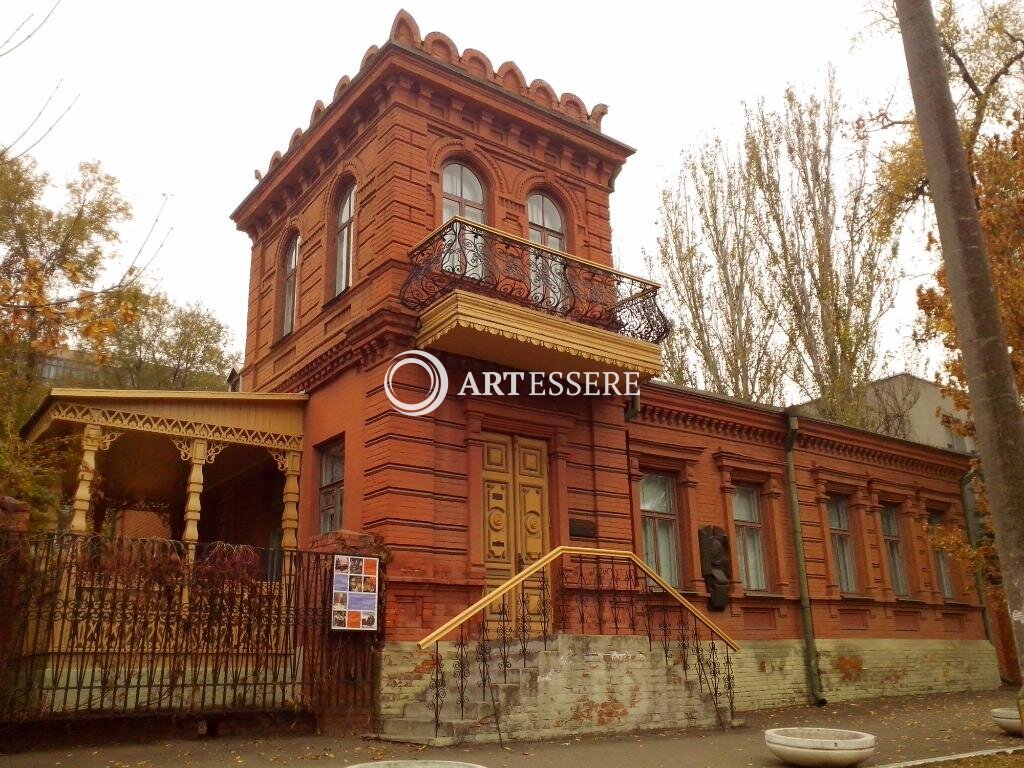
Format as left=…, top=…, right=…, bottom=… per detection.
left=270, top=307, right=418, bottom=394
left=797, top=430, right=968, bottom=480
left=636, top=402, right=787, bottom=446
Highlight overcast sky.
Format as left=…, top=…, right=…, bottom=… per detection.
left=3, top=1, right=933, bottom=375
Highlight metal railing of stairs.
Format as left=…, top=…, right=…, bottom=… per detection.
left=416, top=546, right=741, bottom=742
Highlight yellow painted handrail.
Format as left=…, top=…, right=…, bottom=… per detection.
left=416, top=545, right=740, bottom=651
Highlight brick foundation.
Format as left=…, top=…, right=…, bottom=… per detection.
left=731, top=638, right=1002, bottom=711
left=381, top=634, right=1002, bottom=741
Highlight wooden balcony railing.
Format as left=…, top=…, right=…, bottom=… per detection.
left=400, top=218, right=671, bottom=345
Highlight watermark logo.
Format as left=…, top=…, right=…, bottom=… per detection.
left=384, top=350, right=449, bottom=416
left=384, top=350, right=639, bottom=417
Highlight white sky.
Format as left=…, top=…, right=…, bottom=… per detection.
left=3, top=1, right=936, bottom=378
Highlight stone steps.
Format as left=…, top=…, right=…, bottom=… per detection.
left=380, top=636, right=735, bottom=746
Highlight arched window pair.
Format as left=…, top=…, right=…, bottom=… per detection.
left=279, top=184, right=356, bottom=338
left=441, top=162, right=568, bottom=306
left=441, top=162, right=565, bottom=246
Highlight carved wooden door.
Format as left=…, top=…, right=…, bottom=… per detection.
left=481, top=433, right=550, bottom=610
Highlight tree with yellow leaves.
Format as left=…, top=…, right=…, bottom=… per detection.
left=0, top=154, right=136, bottom=514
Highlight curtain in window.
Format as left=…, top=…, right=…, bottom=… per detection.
left=828, top=497, right=858, bottom=593
left=881, top=506, right=909, bottom=596
left=732, top=485, right=767, bottom=591
left=640, top=474, right=678, bottom=587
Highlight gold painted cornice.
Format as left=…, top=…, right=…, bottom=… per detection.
left=416, top=290, right=663, bottom=377
left=25, top=400, right=303, bottom=451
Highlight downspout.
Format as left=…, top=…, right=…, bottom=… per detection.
left=625, top=392, right=641, bottom=422
left=784, top=408, right=827, bottom=705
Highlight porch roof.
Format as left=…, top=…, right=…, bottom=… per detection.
left=22, top=388, right=308, bottom=450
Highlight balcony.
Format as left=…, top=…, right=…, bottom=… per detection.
left=400, top=219, right=669, bottom=376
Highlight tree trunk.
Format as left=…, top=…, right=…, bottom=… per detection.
left=896, top=0, right=1024, bottom=714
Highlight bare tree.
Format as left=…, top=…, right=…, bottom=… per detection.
left=649, top=141, right=788, bottom=404
left=897, top=0, right=1024, bottom=717
left=0, top=1, right=76, bottom=164
left=744, top=73, right=903, bottom=427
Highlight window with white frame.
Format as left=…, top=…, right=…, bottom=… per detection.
left=319, top=440, right=345, bottom=534
left=828, top=495, right=858, bottom=593
left=334, top=185, right=356, bottom=296
left=527, top=192, right=569, bottom=310
left=881, top=505, right=909, bottom=597
left=281, top=235, right=299, bottom=337
left=441, top=162, right=486, bottom=279
left=928, top=510, right=955, bottom=599
left=732, top=484, right=767, bottom=591
left=640, top=473, right=679, bottom=587
left=442, top=163, right=485, bottom=224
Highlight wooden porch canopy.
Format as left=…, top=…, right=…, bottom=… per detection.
left=22, top=389, right=308, bottom=549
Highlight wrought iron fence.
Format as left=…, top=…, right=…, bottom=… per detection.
left=416, top=547, right=738, bottom=741
left=400, top=218, right=671, bottom=344
left=0, top=532, right=381, bottom=723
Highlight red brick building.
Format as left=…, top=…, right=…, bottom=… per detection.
left=220, top=11, right=1004, bottom=736
left=18, top=9, right=1000, bottom=742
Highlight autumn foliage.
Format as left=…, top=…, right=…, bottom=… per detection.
left=0, top=155, right=135, bottom=513
left=917, top=114, right=1024, bottom=416
left=915, top=114, right=1024, bottom=604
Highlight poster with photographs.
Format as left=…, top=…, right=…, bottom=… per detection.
left=331, top=555, right=379, bottom=631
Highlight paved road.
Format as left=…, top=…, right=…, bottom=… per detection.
left=1, top=688, right=1020, bottom=768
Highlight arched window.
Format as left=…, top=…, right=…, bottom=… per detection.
left=441, top=162, right=486, bottom=279
left=527, top=193, right=569, bottom=309
left=281, top=235, right=299, bottom=336
left=527, top=192, right=564, bottom=250
left=334, top=186, right=356, bottom=296
left=442, top=163, right=485, bottom=223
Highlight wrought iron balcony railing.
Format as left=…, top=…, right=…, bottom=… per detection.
left=400, top=218, right=671, bottom=345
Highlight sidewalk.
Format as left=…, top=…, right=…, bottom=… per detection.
left=0, top=688, right=1019, bottom=768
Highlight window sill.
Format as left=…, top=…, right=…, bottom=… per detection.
left=894, top=597, right=929, bottom=606
left=940, top=600, right=976, bottom=609
left=321, top=287, right=352, bottom=311
left=270, top=329, right=295, bottom=351
left=838, top=593, right=873, bottom=603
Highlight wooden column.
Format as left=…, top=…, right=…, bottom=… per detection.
left=281, top=450, right=301, bottom=551
left=182, top=438, right=208, bottom=546
left=70, top=424, right=103, bottom=533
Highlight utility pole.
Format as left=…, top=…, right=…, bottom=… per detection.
left=895, top=0, right=1024, bottom=716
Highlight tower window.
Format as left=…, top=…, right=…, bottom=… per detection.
left=281, top=235, right=299, bottom=337
left=442, top=163, right=485, bottom=223
left=334, top=186, right=356, bottom=296
left=527, top=193, right=564, bottom=250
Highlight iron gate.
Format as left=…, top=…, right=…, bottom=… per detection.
left=0, top=532, right=382, bottom=722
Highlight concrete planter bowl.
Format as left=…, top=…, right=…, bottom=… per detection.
left=991, top=707, right=1023, bottom=736
left=764, top=727, right=876, bottom=767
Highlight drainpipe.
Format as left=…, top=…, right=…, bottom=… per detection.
left=784, top=409, right=827, bottom=706
left=625, top=392, right=641, bottom=422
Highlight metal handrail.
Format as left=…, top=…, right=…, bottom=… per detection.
left=408, top=216, right=661, bottom=288
left=400, top=218, right=671, bottom=345
left=416, top=545, right=740, bottom=651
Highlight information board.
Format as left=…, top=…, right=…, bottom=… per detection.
left=331, top=554, right=379, bottom=631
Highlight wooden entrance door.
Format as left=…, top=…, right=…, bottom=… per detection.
left=481, top=433, right=550, bottom=600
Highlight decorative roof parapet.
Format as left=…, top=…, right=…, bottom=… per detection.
left=259, top=9, right=610, bottom=181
